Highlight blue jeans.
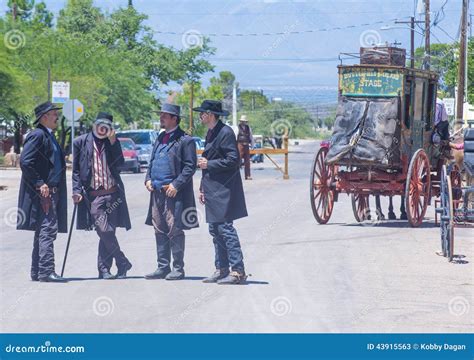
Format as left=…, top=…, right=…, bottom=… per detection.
left=208, top=222, right=245, bottom=273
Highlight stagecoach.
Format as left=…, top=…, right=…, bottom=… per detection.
left=310, top=46, right=453, bottom=227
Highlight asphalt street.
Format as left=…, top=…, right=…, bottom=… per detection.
left=0, top=140, right=472, bottom=333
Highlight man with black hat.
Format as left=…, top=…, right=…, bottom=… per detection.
left=72, top=112, right=132, bottom=279
left=17, top=101, right=68, bottom=282
left=144, top=103, right=198, bottom=281
left=193, top=100, right=248, bottom=285
left=237, top=114, right=254, bottom=180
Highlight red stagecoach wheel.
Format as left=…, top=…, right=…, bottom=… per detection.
left=310, top=147, right=335, bottom=224
left=405, top=149, right=431, bottom=227
left=351, top=194, right=370, bottom=222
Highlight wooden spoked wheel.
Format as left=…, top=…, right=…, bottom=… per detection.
left=310, top=147, right=335, bottom=224
left=439, top=165, right=454, bottom=261
left=405, top=149, right=431, bottom=227
left=351, top=194, right=371, bottom=222
left=448, top=163, right=462, bottom=205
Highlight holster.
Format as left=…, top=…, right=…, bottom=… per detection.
left=40, top=196, right=52, bottom=215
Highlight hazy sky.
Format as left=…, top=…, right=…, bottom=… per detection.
left=1, top=0, right=465, bottom=91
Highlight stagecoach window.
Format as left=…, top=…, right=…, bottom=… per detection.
left=414, top=80, right=424, bottom=121
left=426, top=83, right=435, bottom=131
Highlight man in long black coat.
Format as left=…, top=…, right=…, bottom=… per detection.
left=144, top=103, right=198, bottom=280
left=17, top=101, right=68, bottom=282
left=193, top=100, right=248, bottom=285
left=72, top=112, right=132, bottom=280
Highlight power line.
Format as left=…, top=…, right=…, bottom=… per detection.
left=153, top=17, right=411, bottom=37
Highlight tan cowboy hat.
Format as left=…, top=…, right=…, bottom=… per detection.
left=239, top=115, right=248, bottom=122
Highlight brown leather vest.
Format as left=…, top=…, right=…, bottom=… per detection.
left=237, top=124, right=250, bottom=144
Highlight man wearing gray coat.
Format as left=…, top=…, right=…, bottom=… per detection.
left=144, top=103, right=198, bottom=280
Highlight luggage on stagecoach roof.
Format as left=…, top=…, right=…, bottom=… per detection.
left=360, top=46, right=406, bottom=67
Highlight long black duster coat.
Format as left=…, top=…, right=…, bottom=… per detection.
left=72, top=133, right=131, bottom=230
left=17, top=124, right=68, bottom=233
left=200, top=120, right=248, bottom=223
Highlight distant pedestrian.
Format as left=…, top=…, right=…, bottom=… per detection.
left=237, top=115, right=254, bottom=180
left=144, top=103, right=198, bottom=281
left=194, top=100, right=248, bottom=285
left=72, top=112, right=132, bottom=280
left=432, top=92, right=449, bottom=144
left=17, top=101, right=68, bottom=283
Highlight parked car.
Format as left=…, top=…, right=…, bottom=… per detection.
left=118, top=138, right=141, bottom=173
left=252, top=134, right=264, bottom=163
left=116, top=130, right=158, bottom=167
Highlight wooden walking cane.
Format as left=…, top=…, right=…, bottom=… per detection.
left=61, top=203, right=77, bottom=277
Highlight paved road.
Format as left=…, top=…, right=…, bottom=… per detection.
left=0, top=140, right=472, bottom=333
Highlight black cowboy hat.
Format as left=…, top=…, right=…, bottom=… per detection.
left=34, top=101, right=61, bottom=124
left=193, top=100, right=229, bottom=116
left=94, top=112, right=114, bottom=124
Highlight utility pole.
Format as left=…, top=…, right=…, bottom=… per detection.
left=396, top=17, right=424, bottom=68
left=456, top=0, right=469, bottom=129
left=12, top=0, right=17, bottom=20
left=189, top=82, right=194, bottom=135
left=232, top=82, right=237, bottom=128
left=12, top=1, right=21, bottom=155
left=424, top=0, right=430, bottom=70
left=47, top=65, right=51, bottom=101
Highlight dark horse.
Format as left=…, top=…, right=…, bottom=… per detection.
left=369, top=195, right=407, bottom=220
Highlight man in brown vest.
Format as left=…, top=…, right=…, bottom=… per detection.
left=237, top=115, right=254, bottom=180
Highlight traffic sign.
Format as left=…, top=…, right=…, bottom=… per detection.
left=52, top=81, right=70, bottom=104
left=443, top=98, right=455, bottom=117
left=63, top=99, right=84, bottom=126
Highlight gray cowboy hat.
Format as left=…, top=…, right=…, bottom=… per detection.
left=157, top=103, right=181, bottom=118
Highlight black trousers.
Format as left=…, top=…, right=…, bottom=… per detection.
left=151, top=190, right=185, bottom=272
left=31, top=192, right=58, bottom=278
left=90, top=191, right=130, bottom=274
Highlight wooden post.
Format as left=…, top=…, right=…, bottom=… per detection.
left=283, top=135, right=289, bottom=180
left=456, top=0, right=469, bottom=129
left=424, top=0, right=430, bottom=70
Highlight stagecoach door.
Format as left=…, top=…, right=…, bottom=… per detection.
left=410, top=79, right=427, bottom=156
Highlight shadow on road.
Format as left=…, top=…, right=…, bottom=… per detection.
left=342, top=221, right=438, bottom=229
